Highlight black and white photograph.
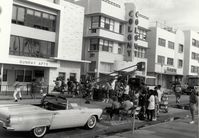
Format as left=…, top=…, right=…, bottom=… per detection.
left=0, top=0, right=198, bottom=138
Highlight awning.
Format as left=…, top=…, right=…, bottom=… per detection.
left=50, top=57, right=91, bottom=63
left=146, top=76, right=156, bottom=79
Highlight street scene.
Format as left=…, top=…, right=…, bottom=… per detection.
left=0, top=0, right=199, bottom=138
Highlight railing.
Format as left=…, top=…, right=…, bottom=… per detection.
left=0, top=84, right=52, bottom=96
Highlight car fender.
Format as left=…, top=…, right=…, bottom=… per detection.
left=86, top=110, right=102, bottom=121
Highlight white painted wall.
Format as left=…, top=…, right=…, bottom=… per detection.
left=146, top=27, right=156, bottom=72
left=0, top=0, right=13, bottom=59
left=138, top=15, right=149, bottom=30
left=184, top=30, right=199, bottom=76
left=11, top=24, right=56, bottom=42
left=175, top=30, right=184, bottom=75
left=101, top=0, right=125, bottom=21
left=57, top=0, right=84, bottom=61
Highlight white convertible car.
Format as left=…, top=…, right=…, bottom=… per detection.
left=0, top=94, right=103, bottom=138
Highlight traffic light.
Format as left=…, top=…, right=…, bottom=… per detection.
left=137, top=62, right=145, bottom=71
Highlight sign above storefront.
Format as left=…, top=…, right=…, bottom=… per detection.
left=19, top=60, right=49, bottom=66
left=0, top=57, right=59, bottom=68
left=165, top=67, right=177, bottom=74
left=102, top=0, right=121, bottom=8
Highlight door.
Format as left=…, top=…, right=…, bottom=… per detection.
left=50, top=109, right=88, bottom=129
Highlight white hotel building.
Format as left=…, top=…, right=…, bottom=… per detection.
left=70, top=0, right=149, bottom=80
left=183, top=30, right=199, bottom=80
left=0, top=0, right=86, bottom=92
left=146, top=22, right=185, bottom=89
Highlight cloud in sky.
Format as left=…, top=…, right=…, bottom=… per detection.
left=125, top=0, right=199, bottom=31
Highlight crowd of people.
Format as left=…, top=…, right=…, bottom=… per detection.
left=26, top=75, right=198, bottom=124
left=50, top=75, right=168, bottom=121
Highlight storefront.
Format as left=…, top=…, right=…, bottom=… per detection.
left=0, top=58, right=59, bottom=92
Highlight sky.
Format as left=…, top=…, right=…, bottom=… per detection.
left=125, top=0, right=199, bottom=32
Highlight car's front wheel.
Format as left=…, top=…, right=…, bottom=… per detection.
left=31, top=126, right=47, bottom=138
left=85, top=115, right=97, bottom=129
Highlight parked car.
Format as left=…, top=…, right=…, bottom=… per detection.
left=0, top=94, right=103, bottom=138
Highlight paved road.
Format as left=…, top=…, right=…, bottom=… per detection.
left=100, top=115, right=198, bottom=138
left=0, top=95, right=190, bottom=138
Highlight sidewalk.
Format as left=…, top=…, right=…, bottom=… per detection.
left=99, top=115, right=198, bottom=138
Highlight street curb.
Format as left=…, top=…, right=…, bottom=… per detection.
left=69, top=110, right=189, bottom=138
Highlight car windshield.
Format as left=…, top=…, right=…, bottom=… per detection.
left=41, top=94, right=72, bottom=111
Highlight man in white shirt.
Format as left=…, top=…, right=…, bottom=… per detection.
left=157, top=85, right=163, bottom=103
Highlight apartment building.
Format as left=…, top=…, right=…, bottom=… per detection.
left=0, top=0, right=85, bottom=92
left=183, top=30, right=199, bottom=81
left=70, top=0, right=149, bottom=80
left=146, top=22, right=184, bottom=89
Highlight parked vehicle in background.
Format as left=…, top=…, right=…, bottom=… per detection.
left=188, top=77, right=199, bottom=89
left=0, top=94, right=103, bottom=138
left=183, top=77, right=199, bottom=95
left=181, top=84, right=191, bottom=95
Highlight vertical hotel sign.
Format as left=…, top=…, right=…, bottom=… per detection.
left=124, top=3, right=138, bottom=61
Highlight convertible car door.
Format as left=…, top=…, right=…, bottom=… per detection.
left=50, top=109, right=88, bottom=129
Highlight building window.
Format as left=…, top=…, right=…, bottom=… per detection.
left=25, top=70, right=32, bottom=82
left=3, top=69, right=7, bottom=81
left=89, top=61, right=96, bottom=72
left=118, top=43, right=123, bottom=54
left=178, top=44, right=183, bottom=53
left=192, top=39, right=196, bottom=46
left=9, top=35, right=55, bottom=58
left=15, top=70, right=32, bottom=82
left=192, top=39, right=199, bottom=48
left=192, top=52, right=196, bottom=60
left=12, top=6, right=25, bottom=25
left=138, top=28, right=147, bottom=41
left=100, top=16, right=114, bottom=31
left=168, top=41, right=174, bottom=49
left=91, top=16, right=99, bottom=29
left=192, top=52, right=199, bottom=61
left=58, top=72, right=66, bottom=80
left=69, top=73, right=76, bottom=82
left=158, top=38, right=166, bottom=47
left=134, top=46, right=146, bottom=58
left=167, top=58, right=174, bottom=66
left=100, top=62, right=113, bottom=72
left=15, top=70, right=24, bottom=82
left=157, top=55, right=165, bottom=64
left=191, top=66, right=199, bottom=73
left=34, top=70, right=44, bottom=78
left=119, top=23, right=123, bottom=34
left=12, top=5, right=56, bottom=32
left=99, top=39, right=113, bottom=52
left=90, top=38, right=99, bottom=51
left=178, top=59, right=183, bottom=68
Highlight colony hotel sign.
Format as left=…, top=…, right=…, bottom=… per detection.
left=125, top=3, right=138, bottom=62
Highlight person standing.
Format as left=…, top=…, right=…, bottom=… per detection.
left=174, top=84, right=182, bottom=104
left=147, top=90, right=155, bottom=121
left=109, top=96, right=121, bottom=120
left=157, top=85, right=163, bottom=103
left=189, top=89, right=198, bottom=124
left=13, top=78, right=22, bottom=102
